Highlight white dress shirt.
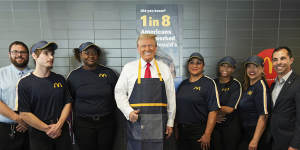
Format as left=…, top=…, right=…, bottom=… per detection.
left=115, top=58, right=176, bottom=127
left=272, top=70, right=293, bottom=106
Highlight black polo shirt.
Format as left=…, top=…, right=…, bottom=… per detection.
left=17, top=72, right=72, bottom=123
left=214, top=77, right=242, bottom=125
left=176, top=76, right=220, bottom=124
left=214, top=77, right=242, bottom=109
left=238, top=80, right=271, bottom=128
left=67, top=65, right=118, bottom=117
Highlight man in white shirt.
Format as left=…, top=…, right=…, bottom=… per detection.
left=0, top=41, right=32, bottom=150
left=270, top=46, right=300, bottom=150
left=115, top=34, right=176, bottom=150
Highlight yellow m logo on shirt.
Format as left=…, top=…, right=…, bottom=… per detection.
left=53, top=82, right=63, bottom=88
left=222, top=87, right=230, bottom=92
left=99, top=73, right=107, bottom=78
left=193, top=86, right=201, bottom=91
left=247, top=90, right=253, bottom=95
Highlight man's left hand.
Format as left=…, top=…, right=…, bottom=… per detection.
left=16, top=124, right=28, bottom=133
left=165, top=126, right=173, bottom=139
left=197, top=134, right=211, bottom=150
left=46, top=123, right=62, bottom=139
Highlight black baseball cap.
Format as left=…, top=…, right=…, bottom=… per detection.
left=218, top=56, right=237, bottom=68
left=188, top=52, right=204, bottom=62
left=244, top=55, right=264, bottom=67
left=78, top=42, right=100, bottom=52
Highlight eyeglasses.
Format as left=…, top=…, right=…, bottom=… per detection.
left=189, top=60, right=203, bottom=65
left=10, top=50, right=28, bottom=55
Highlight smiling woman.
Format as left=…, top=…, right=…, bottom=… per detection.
left=67, top=42, right=118, bottom=150
left=213, top=56, right=242, bottom=150
left=237, top=56, right=272, bottom=150
left=176, top=52, right=220, bottom=150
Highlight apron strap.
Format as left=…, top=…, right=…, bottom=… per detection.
left=138, top=58, right=163, bottom=84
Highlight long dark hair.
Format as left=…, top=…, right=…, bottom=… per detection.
left=243, top=64, right=266, bottom=91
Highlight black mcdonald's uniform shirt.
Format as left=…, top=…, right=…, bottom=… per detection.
left=238, top=79, right=271, bottom=128
left=214, top=77, right=242, bottom=126
left=176, top=76, right=220, bottom=124
left=17, top=72, right=72, bottom=123
left=67, top=65, right=118, bottom=117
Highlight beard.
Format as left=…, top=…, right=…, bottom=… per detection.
left=10, top=56, right=29, bottom=68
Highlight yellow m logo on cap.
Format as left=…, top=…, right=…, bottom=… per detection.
left=53, top=82, right=63, bottom=88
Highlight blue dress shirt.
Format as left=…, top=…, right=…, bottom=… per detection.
left=0, top=64, right=32, bottom=123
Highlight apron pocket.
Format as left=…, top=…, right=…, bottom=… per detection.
left=127, top=114, right=165, bottom=140
left=140, top=114, right=164, bottom=140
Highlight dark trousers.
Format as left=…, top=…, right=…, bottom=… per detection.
left=238, top=126, right=272, bottom=150
left=74, top=114, right=115, bottom=150
left=0, top=122, right=29, bottom=150
left=177, top=123, right=207, bottom=150
left=213, top=115, right=241, bottom=150
left=29, top=123, right=72, bottom=150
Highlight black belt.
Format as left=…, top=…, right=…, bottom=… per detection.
left=76, top=113, right=112, bottom=121
left=43, top=119, right=59, bottom=124
left=177, top=122, right=206, bottom=128
left=0, top=122, right=17, bottom=127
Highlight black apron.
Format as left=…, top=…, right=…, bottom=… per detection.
left=127, top=59, right=168, bottom=150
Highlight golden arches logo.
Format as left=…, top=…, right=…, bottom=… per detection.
left=99, top=73, right=107, bottom=78
left=264, top=57, right=273, bottom=74
left=193, top=86, right=201, bottom=91
left=247, top=90, right=253, bottom=96
left=221, top=87, right=230, bottom=92
left=53, top=82, right=63, bottom=88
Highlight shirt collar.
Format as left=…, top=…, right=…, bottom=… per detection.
left=140, top=58, right=154, bottom=68
left=276, top=70, right=293, bottom=84
left=9, top=64, right=30, bottom=76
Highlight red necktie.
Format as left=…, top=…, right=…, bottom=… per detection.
left=144, top=62, right=152, bottom=78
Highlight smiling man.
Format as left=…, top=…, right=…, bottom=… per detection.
left=115, top=34, right=176, bottom=150
left=270, top=46, right=300, bottom=150
left=0, top=41, right=32, bottom=150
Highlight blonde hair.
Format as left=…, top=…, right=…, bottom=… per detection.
left=137, top=34, right=157, bottom=47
